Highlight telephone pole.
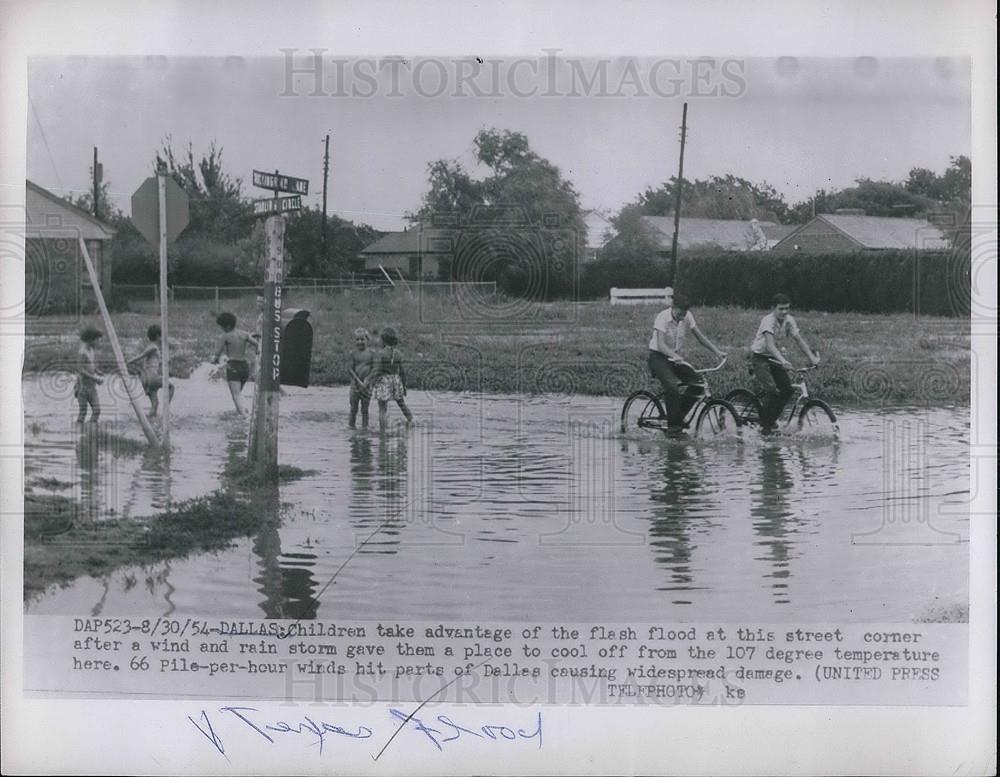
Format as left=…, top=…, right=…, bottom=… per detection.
left=667, top=102, right=688, bottom=287
left=92, top=147, right=101, bottom=220
left=322, top=134, right=330, bottom=260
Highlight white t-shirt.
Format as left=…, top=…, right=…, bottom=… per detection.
left=751, top=312, right=800, bottom=356
left=649, top=308, right=696, bottom=355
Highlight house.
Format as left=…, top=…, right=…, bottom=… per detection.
left=583, top=210, right=615, bottom=262
left=640, top=215, right=787, bottom=254
left=356, top=224, right=453, bottom=280
left=770, top=212, right=950, bottom=254
left=25, top=180, right=115, bottom=314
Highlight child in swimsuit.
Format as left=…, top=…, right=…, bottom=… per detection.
left=212, top=311, right=259, bottom=415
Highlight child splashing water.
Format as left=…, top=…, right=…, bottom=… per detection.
left=127, top=324, right=174, bottom=418
left=211, top=312, right=259, bottom=415
left=366, top=327, right=414, bottom=432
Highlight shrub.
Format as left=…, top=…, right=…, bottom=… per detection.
left=668, top=249, right=969, bottom=316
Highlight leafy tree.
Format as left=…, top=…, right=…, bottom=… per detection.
left=155, top=137, right=252, bottom=245
left=637, top=174, right=791, bottom=223
left=412, top=129, right=585, bottom=298
left=788, top=178, right=936, bottom=222
left=905, top=155, right=971, bottom=204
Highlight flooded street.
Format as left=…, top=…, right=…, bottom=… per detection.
left=23, top=371, right=969, bottom=622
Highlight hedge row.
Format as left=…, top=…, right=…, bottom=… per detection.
left=581, top=249, right=971, bottom=316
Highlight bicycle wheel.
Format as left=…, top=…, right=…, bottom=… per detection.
left=621, top=390, right=669, bottom=438
left=694, top=399, right=743, bottom=440
left=725, top=388, right=763, bottom=425
left=797, top=399, right=839, bottom=438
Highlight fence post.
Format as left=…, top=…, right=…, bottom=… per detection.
left=214, top=286, right=220, bottom=313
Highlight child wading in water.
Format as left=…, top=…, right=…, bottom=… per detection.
left=348, top=327, right=375, bottom=429
left=212, top=312, right=259, bottom=415
left=127, top=324, right=174, bottom=418
left=366, top=327, right=414, bottom=431
left=75, top=326, right=104, bottom=423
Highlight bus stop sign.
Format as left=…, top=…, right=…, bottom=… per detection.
left=131, top=176, right=190, bottom=246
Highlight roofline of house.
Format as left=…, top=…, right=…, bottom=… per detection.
left=770, top=213, right=864, bottom=251
left=26, top=179, right=115, bottom=237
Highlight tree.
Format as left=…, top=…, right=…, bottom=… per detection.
left=905, top=155, right=971, bottom=204
left=155, top=137, right=252, bottom=245
left=412, top=129, right=585, bottom=297
left=637, top=174, right=791, bottom=223
left=787, top=178, right=937, bottom=222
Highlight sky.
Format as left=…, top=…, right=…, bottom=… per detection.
left=26, top=55, right=971, bottom=232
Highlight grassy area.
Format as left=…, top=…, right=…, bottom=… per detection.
left=23, top=439, right=313, bottom=600
left=25, top=290, right=971, bottom=405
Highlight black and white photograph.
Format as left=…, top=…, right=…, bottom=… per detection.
left=1, top=2, right=995, bottom=775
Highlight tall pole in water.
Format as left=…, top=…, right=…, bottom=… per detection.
left=668, top=102, right=688, bottom=287
left=322, top=134, right=330, bottom=262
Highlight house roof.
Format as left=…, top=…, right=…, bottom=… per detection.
left=774, top=214, right=950, bottom=251
left=26, top=180, right=114, bottom=240
left=359, top=229, right=420, bottom=255
left=583, top=210, right=615, bottom=249
left=818, top=214, right=949, bottom=249
left=641, top=215, right=781, bottom=252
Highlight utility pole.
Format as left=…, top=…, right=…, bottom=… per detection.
left=667, top=102, right=688, bottom=287
left=322, top=134, right=330, bottom=261
left=92, top=147, right=101, bottom=219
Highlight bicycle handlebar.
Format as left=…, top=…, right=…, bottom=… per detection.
left=695, top=356, right=728, bottom=374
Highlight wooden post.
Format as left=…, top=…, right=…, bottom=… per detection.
left=214, top=285, right=220, bottom=313
left=249, top=214, right=285, bottom=479
left=78, top=238, right=161, bottom=446
left=667, top=102, right=688, bottom=287
left=158, top=171, right=171, bottom=446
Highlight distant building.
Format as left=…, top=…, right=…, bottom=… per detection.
left=25, top=180, right=115, bottom=314
left=640, top=215, right=788, bottom=254
left=583, top=210, right=615, bottom=262
left=356, top=224, right=452, bottom=279
left=771, top=213, right=950, bottom=254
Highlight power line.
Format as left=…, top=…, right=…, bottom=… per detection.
left=28, top=91, right=64, bottom=192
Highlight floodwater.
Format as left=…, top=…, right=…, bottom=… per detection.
left=22, top=369, right=969, bottom=622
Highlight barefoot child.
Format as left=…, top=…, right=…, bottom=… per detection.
left=366, top=327, right=414, bottom=431
left=212, top=312, right=259, bottom=415
left=127, top=324, right=174, bottom=418
left=75, top=326, right=104, bottom=423
left=348, top=328, right=375, bottom=429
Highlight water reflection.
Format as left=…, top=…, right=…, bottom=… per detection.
left=646, top=442, right=709, bottom=604
left=750, top=445, right=800, bottom=604
left=23, top=374, right=970, bottom=622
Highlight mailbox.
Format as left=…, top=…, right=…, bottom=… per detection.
left=280, top=308, right=313, bottom=387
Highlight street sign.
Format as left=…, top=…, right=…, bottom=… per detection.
left=252, top=170, right=309, bottom=195
left=253, top=195, right=302, bottom=217
left=131, top=176, right=190, bottom=246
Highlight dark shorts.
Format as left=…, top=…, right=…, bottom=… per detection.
left=75, top=378, right=98, bottom=405
left=226, top=359, right=250, bottom=388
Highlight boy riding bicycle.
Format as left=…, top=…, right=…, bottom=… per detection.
left=648, top=292, right=726, bottom=435
left=750, top=293, right=820, bottom=434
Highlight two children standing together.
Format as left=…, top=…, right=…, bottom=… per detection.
left=348, top=326, right=414, bottom=431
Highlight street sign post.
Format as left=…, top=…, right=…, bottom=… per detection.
left=248, top=168, right=309, bottom=479
left=131, top=172, right=190, bottom=449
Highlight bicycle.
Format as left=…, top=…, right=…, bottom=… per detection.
left=620, top=358, right=743, bottom=440
left=725, top=362, right=839, bottom=437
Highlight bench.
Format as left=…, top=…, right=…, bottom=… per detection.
left=610, top=287, right=673, bottom=306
